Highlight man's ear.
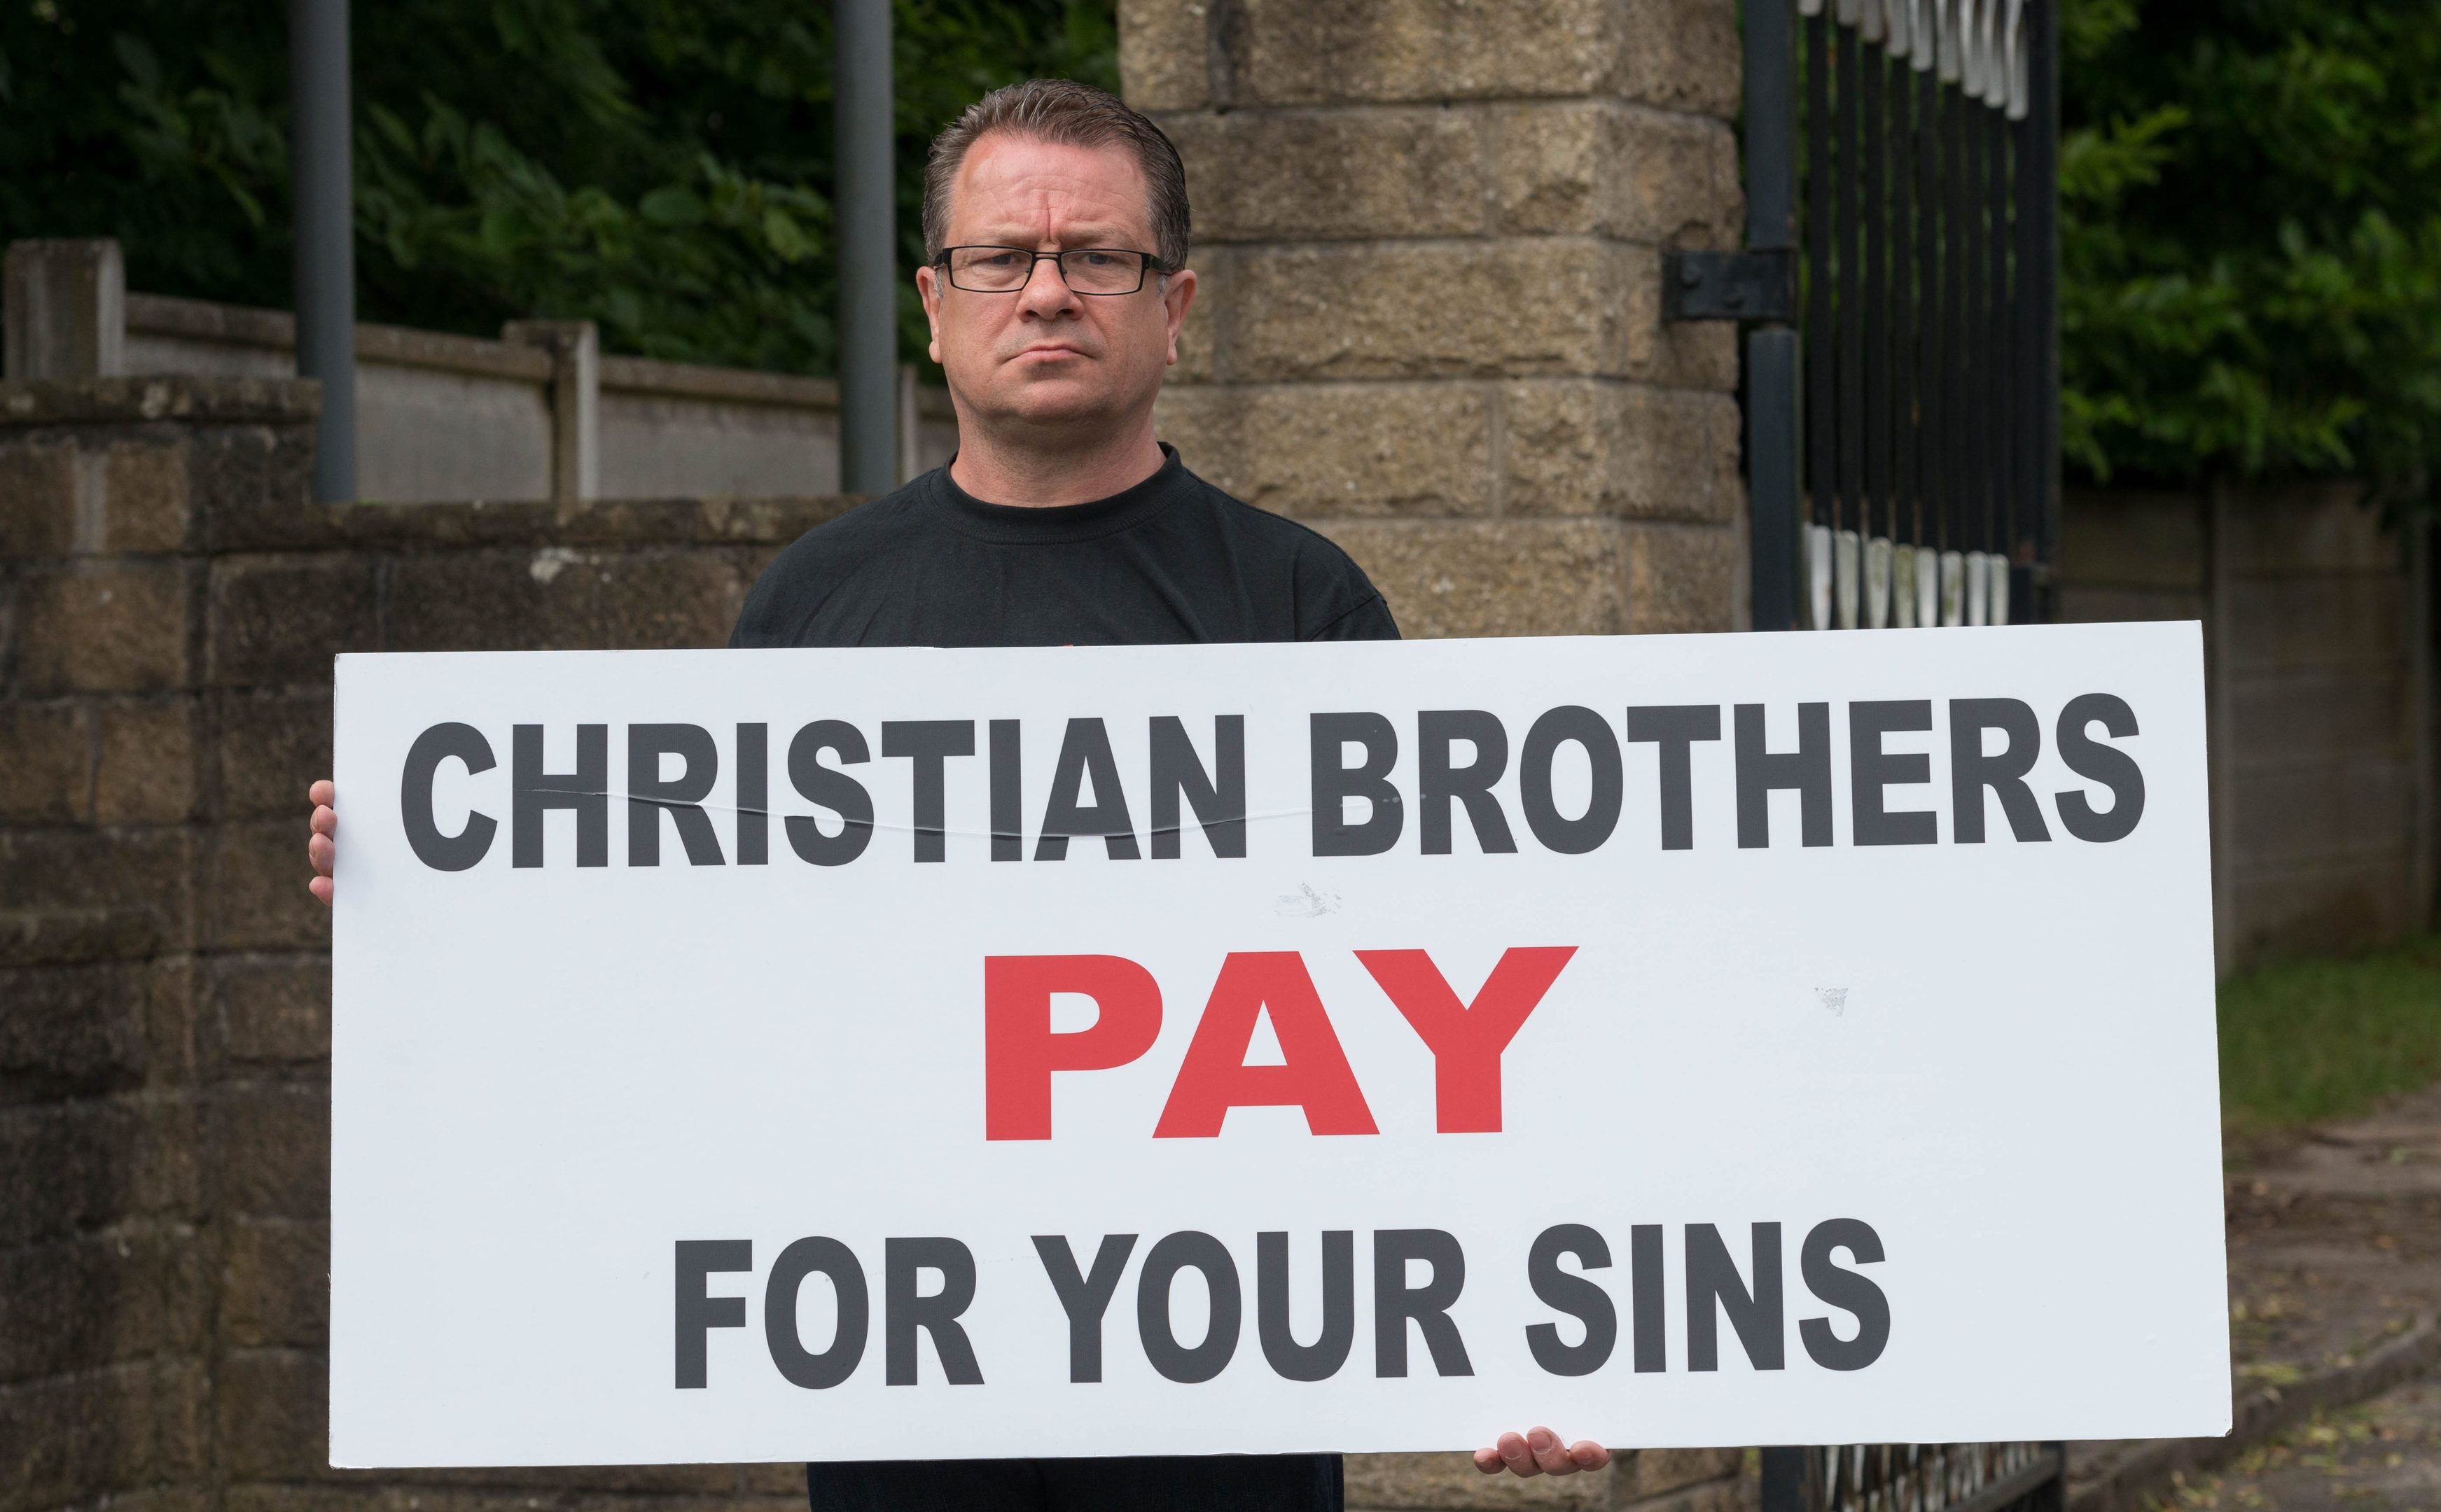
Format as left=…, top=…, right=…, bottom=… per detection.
left=1161, top=267, right=1198, bottom=368
left=916, top=264, right=945, bottom=366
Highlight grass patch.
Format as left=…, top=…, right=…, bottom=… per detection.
left=2220, top=934, right=2441, bottom=1133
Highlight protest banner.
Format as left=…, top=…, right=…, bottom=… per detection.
left=328, top=623, right=2227, bottom=1467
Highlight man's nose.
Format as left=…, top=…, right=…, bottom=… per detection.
left=1015, top=254, right=1080, bottom=318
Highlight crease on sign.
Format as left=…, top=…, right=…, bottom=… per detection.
left=605, top=792, right=1323, bottom=840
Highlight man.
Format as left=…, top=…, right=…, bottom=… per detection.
left=308, top=76, right=1610, bottom=1511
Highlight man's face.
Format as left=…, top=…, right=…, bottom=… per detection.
left=917, top=134, right=1195, bottom=440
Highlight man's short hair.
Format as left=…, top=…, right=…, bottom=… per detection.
left=922, top=78, right=1192, bottom=274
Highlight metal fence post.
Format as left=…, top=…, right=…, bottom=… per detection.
left=290, top=0, right=356, bottom=505
left=834, top=0, right=899, bottom=497
left=1745, top=0, right=1802, bottom=631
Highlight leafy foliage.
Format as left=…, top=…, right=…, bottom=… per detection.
left=0, top=0, right=1119, bottom=373
left=2061, top=0, right=2441, bottom=500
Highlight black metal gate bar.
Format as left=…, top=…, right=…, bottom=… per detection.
left=1892, top=43, right=1917, bottom=573
left=1836, top=14, right=1865, bottom=563
left=1743, top=0, right=1802, bottom=633
left=1863, top=21, right=1891, bottom=594
left=1805, top=4, right=1836, bottom=598
left=1987, top=88, right=2011, bottom=573
left=2016, top=0, right=2059, bottom=618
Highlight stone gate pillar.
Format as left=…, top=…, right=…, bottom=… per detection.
left=1122, top=0, right=1750, bottom=637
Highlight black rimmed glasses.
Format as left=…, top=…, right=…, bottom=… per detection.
left=936, top=246, right=1167, bottom=295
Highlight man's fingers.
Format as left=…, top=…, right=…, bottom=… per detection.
left=1496, top=1431, right=1541, bottom=1478
left=1529, top=1426, right=1576, bottom=1475
left=309, top=833, right=335, bottom=877
left=308, top=874, right=334, bottom=907
left=309, top=779, right=334, bottom=808
left=1473, top=1448, right=1505, bottom=1476
left=1570, top=1441, right=1611, bottom=1471
left=311, top=804, right=337, bottom=839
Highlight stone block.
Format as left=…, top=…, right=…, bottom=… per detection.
left=0, top=961, right=148, bottom=1102
left=0, top=827, right=195, bottom=946
left=384, top=549, right=601, bottom=652
left=1165, top=108, right=1487, bottom=243
left=98, top=437, right=195, bottom=552
left=1316, top=519, right=1627, bottom=638
left=216, top=687, right=336, bottom=819
left=0, top=1362, right=203, bottom=1509
left=211, top=953, right=331, bottom=1066
left=0, top=1097, right=202, bottom=1247
left=1625, top=520, right=1745, bottom=634
left=743, top=1462, right=816, bottom=1494
left=1214, top=0, right=1624, bottom=106
left=1157, top=382, right=1495, bottom=517
left=0, top=1228, right=208, bottom=1381
left=222, top=1217, right=329, bottom=1349
left=403, top=1465, right=754, bottom=1496
left=1619, top=1448, right=1746, bottom=1502
left=207, top=554, right=380, bottom=688
left=216, top=1347, right=329, bottom=1481
left=141, top=955, right=199, bottom=1091
left=1118, top=0, right=1211, bottom=111
left=94, top=696, right=200, bottom=824
left=193, top=420, right=327, bottom=553
left=205, top=819, right=328, bottom=952
left=0, top=437, right=77, bottom=556
left=1617, top=0, right=1742, bottom=118
left=1503, top=381, right=1741, bottom=520
left=1491, top=104, right=1741, bottom=247
left=0, top=701, right=92, bottom=822
left=1171, top=248, right=1225, bottom=384
left=11, top=560, right=191, bottom=694
left=1346, top=1450, right=1610, bottom=1508
left=212, top=1082, right=328, bottom=1220
left=591, top=548, right=747, bottom=650
left=1220, top=241, right=1641, bottom=383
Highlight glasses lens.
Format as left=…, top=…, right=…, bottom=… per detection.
left=949, top=248, right=1033, bottom=290
left=1059, top=249, right=1146, bottom=294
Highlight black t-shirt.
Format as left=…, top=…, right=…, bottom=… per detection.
left=729, top=445, right=1398, bottom=648
left=730, top=446, right=1383, bottom=1512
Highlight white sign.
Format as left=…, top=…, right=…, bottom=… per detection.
left=330, top=624, right=2229, bottom=1468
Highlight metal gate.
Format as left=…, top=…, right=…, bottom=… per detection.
left=1664, top=0, right=2070, bottom=1499
left=1761, top=1443, right=2067, bottom=1512
left=1669, top=0, right=2060, bottom=632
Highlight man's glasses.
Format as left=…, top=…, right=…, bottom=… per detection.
left=936, top=246, right=1167, bottom=296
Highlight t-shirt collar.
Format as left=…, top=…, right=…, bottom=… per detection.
left=933, top=443, right=1185, bottom=544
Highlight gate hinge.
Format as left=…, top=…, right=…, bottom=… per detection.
left=1662, top=248, right=1796, bottom=322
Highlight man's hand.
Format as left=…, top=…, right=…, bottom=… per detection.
left=307, top=779, right=337, bottom=906
left=1475, top=1427, right=1610, bottom=1478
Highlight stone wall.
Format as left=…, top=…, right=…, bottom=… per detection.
left=1118, top=0, right=1751, bottom=639
left=0, top=377, right=1753, bottom=1512
left=2056, top=482, right=2435, bottom=971
left=0, top=377, right=841, bottom=1512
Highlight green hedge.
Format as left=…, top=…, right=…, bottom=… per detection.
left=0, top=0, right=1117, bottom=374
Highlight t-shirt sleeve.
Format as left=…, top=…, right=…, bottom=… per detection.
left=1308, top=590, right=1400, bottom=641
left=1295, top=537, right=1401, bottom=642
